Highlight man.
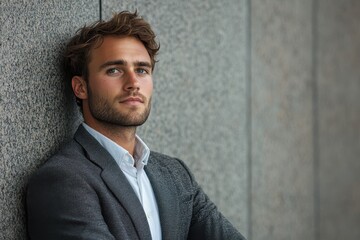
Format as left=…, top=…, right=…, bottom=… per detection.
left=26, top=11, right=246, bottom=240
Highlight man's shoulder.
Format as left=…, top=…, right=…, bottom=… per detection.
left=43, top=139, right=85, bottom=166
left=148, top=151, right=194, bottom=179
left=29, top=139, right=94, bottom=182
left=149, top=151, right=183, bottom=167
left=149, top=151, right=173, bottom=161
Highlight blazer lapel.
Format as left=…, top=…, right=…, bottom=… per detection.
left=74, top=125, right=152, bottom=240
left=145, top=155, right=180, bottom=240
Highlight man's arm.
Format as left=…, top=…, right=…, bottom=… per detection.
left=176, top=160, right=247, bottom=240
left=26, top=164, right=115, bottom=240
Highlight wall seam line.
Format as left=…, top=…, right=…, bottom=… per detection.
left=99, top=0, right=102, bottom=20
left=245, top=0, right=252, bottom=239
left=311, top=0, right=320, bottom=239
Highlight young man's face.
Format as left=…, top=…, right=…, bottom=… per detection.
left=77, top=36, right=153, bottom=128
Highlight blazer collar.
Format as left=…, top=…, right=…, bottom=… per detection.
left=145, top=157, right=180, bottom=240
left=74, top=125, right=152, bottom=240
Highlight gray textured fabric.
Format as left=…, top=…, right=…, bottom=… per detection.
left=26, top=125, right=246, bottom=240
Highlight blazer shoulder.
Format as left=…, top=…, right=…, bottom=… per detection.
left=38, top=139, right=87, bottom=169
left=148, top=151, right=196, bottom=184
left=28, top=139, right=99, bottom=186
left=149, top=151, right=188, bottom=170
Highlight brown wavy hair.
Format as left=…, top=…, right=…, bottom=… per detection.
left=63, top=11, right=160, bottom=106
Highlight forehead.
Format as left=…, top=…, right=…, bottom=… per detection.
left=88, top=36, right=151, bottom=64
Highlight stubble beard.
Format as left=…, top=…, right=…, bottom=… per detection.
left=87, top=88, right=151, bottom=128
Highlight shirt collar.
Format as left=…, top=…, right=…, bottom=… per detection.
left=82, top=123, right=150, bottom=168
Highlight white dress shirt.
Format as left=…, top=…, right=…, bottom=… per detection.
left=83, top=123, right=162, bottom=240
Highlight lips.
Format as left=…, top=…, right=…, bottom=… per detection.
left=119, top=96, right=145, bottom=104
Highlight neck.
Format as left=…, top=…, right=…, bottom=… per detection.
left=85, top=120, right=138, bottom=156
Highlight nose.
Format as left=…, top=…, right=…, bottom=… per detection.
left=124, top=71, right=140, bottom=92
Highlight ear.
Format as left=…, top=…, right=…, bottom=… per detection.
left=71, top=76, right=88, bottom=100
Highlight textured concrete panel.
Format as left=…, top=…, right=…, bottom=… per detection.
left=0, top=1, right=98, bottom=239
left=102, top=0, right=249, bottom=235
left=251, top=1, right=315, bottom=239
left=317, top=1, right=360, bottom=239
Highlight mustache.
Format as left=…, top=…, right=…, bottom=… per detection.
left=117, top=92, right=147, bottom=102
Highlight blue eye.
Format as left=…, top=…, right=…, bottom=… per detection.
left=106, top=68, right=120, bottom=75
left=136, top=68, right=149, bottom=74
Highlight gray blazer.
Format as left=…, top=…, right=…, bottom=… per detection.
left=27, top=125, right=245, bottom=240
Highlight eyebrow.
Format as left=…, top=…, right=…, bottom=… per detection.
left=99, top=60, right=152, bottom=70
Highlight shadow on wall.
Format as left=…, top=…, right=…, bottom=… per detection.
left=1, top=34, right=82, bottom=239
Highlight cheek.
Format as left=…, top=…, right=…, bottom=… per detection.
left=148, top=81, right=154, bottom=93
left=146, top=78, right=154, bottom=93
left=145, top=83, right=153, bottom=98
left=90, top=77, right=119, bottom=95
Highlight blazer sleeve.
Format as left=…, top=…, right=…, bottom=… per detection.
left=26, top=164, right=116, bottom=240
left=176, top=160, right=247, bottom=240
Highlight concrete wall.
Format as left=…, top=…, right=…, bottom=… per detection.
left=1, top=0, right=359, bottom=240
left=251, top=0, right=315, bottom=239
left=317, top=1, right=360, bottom=239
